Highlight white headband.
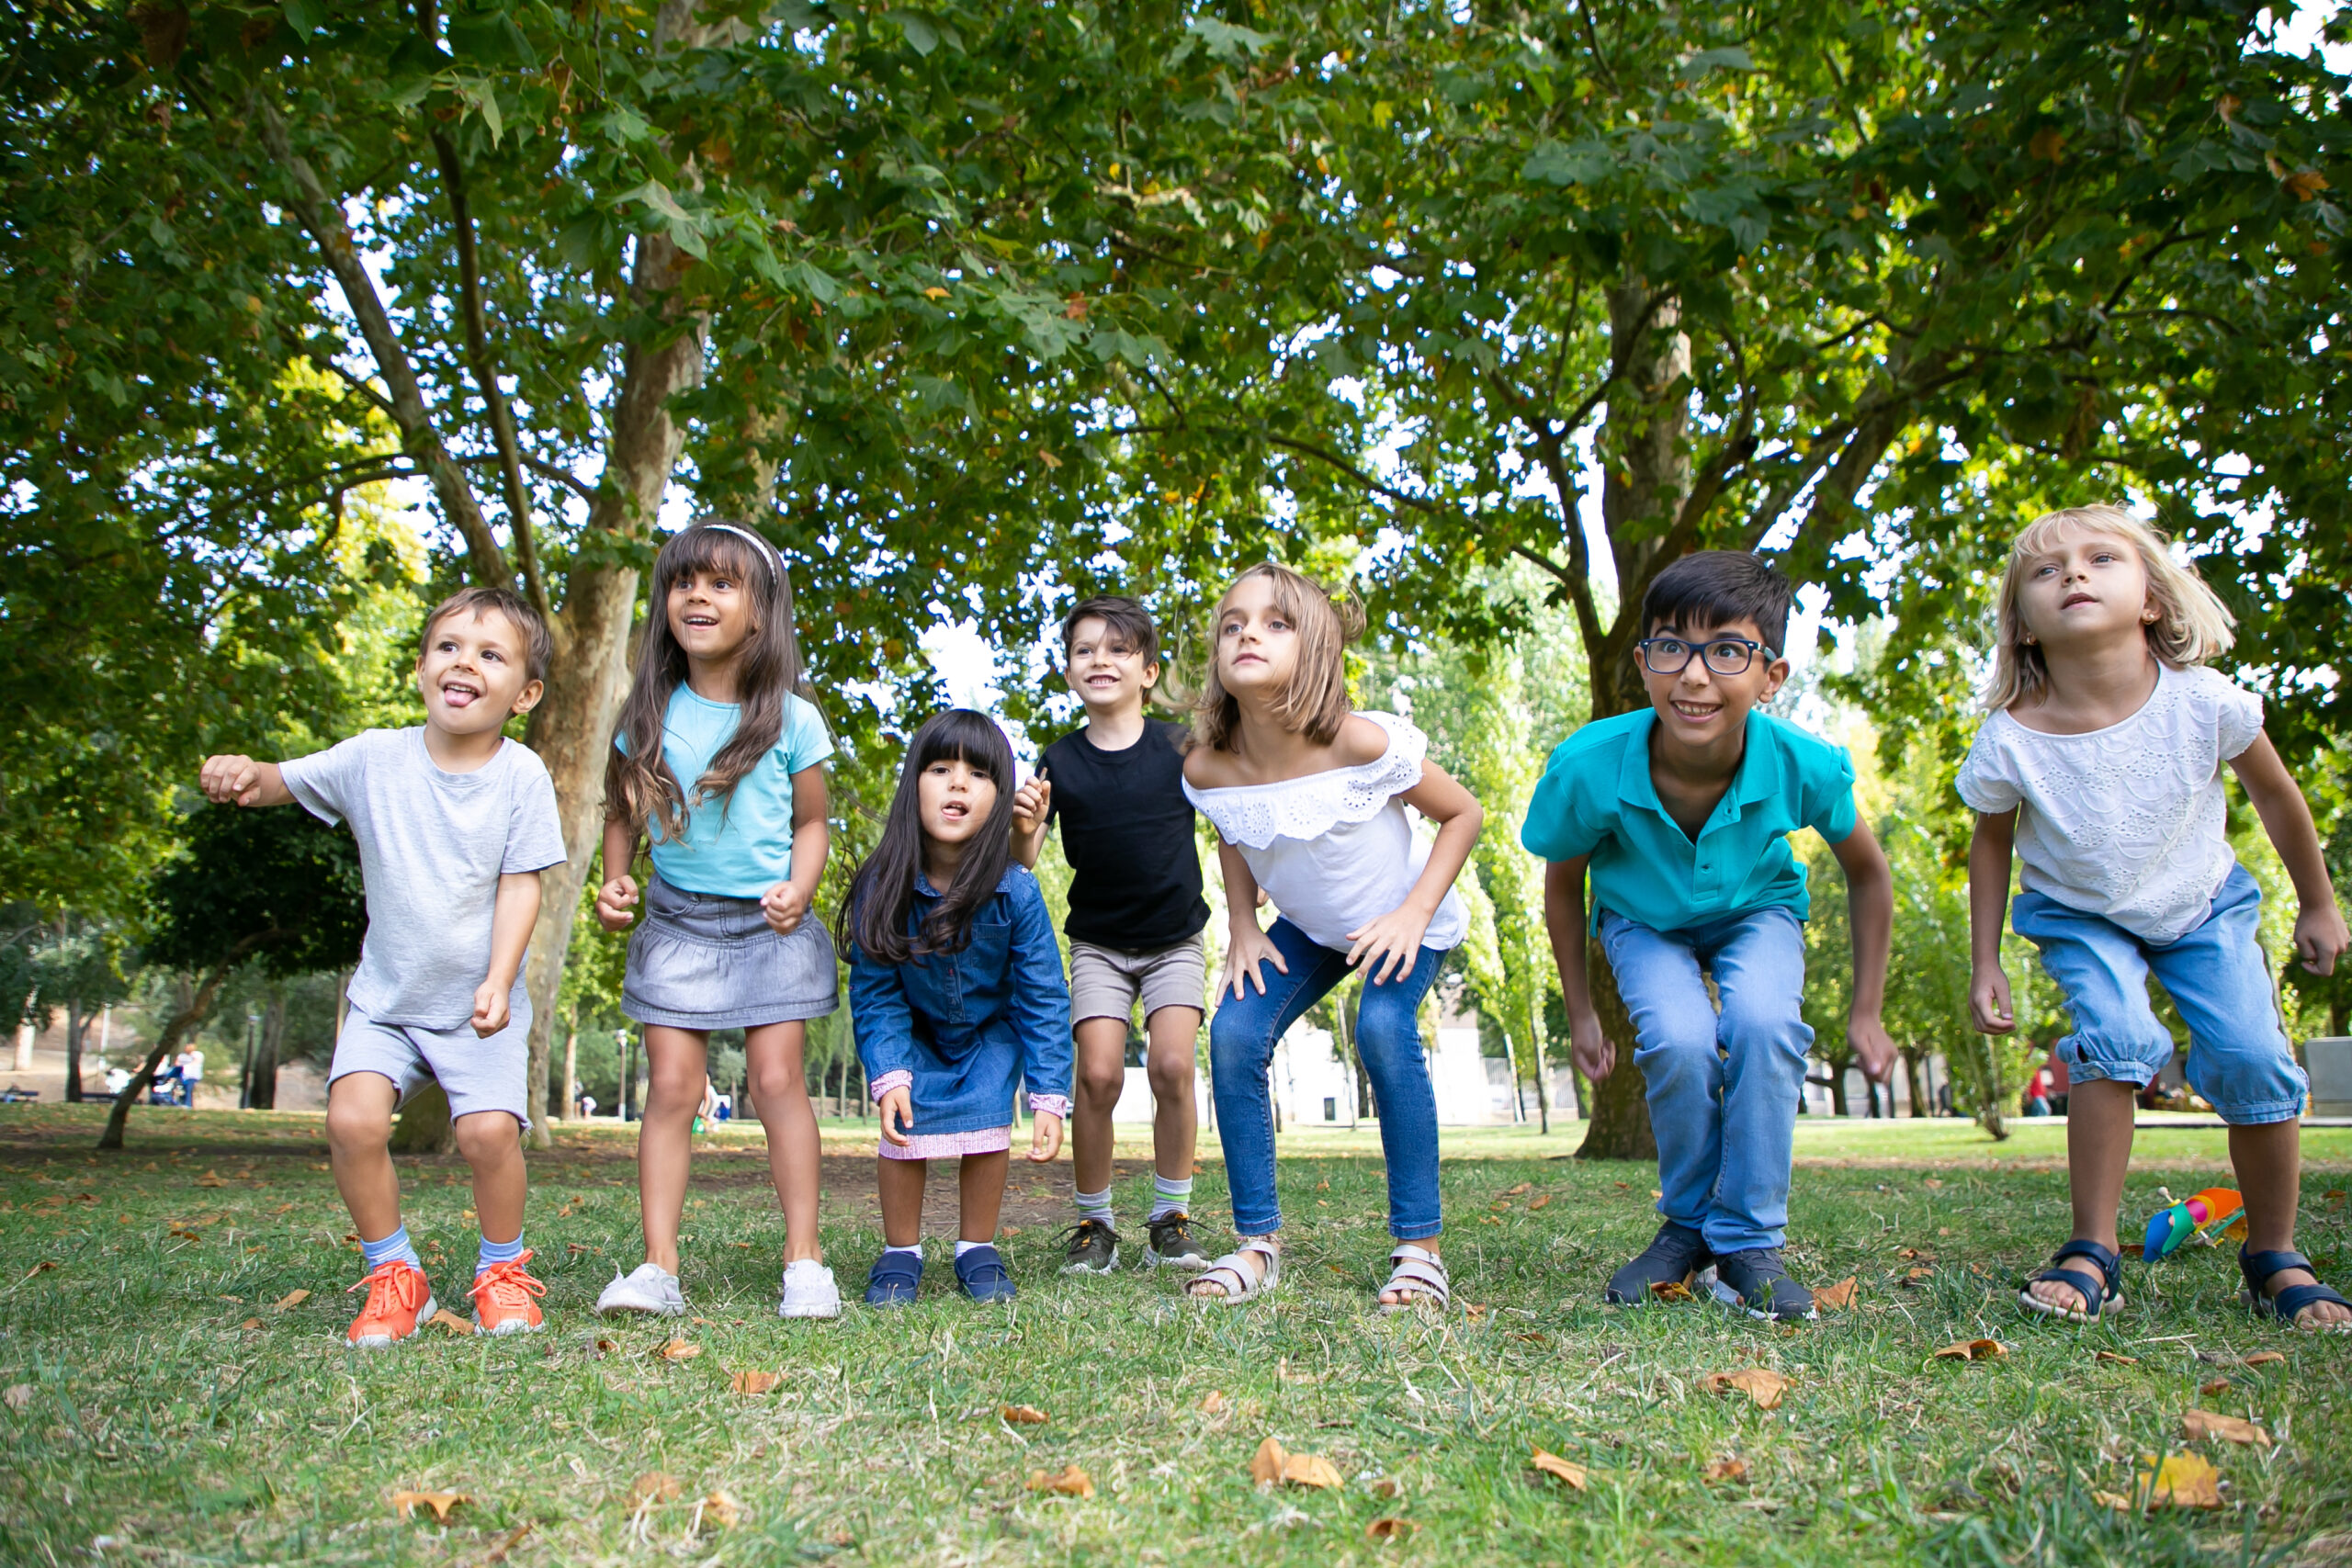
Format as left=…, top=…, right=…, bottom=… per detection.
left=697, top=521, right=783, bottom=587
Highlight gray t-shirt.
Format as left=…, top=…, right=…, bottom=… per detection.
left=282, top=728, right=567, bottom=1029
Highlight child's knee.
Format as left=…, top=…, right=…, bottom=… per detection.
left=746, top=1060, right=805, bottom=1108
left=1144, top=1045, right=1193, bottom=1102
left=1717, top=991, right=1810, bottom=1068
left=1075, top=1053, right=1127, bottom=1105
left=644, top=1055, right=705, bottom=1107
left=324, top=1098, right=391, bottom=1152
left=451, top=1111, right=520, bottom=1163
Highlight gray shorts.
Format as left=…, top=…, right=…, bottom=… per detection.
left=1069, top=934, right=1207, bottom=1026
left=327, top=996, right=531, bottom=1130
left=622, top=877, right=840, bottom=1031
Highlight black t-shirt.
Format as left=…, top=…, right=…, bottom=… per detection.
left=1041, top=719, right=1209, bottom=952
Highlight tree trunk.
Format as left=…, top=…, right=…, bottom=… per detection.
left=1576, top=933, right=1657, bottom=1162
left=64, top=1000, right=85, bottom=1103
left=98, top=968, right=232, bottom=1152
left=388, top=1079, right=457, bottom=1155
left=1827, top=1064, right=1849, bottom=1117
left=12, top=989, right=32, bottom=1073
left=1903, top=1049, right=1928, bottom=1119
left=1529, top=991, right=1551, bottom=1134
left=248, top=988, right=285, bottom=1111
left=560, top=1008, right=577, bottom=1122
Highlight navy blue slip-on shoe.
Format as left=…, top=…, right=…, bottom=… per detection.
left=865, top=1250, right=922, bottom=1307
left=954, top=1244, right=1017, bottom=1303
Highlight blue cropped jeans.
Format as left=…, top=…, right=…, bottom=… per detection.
left=1600, top=906, right=1813, bottom=1255
left=1208, top=917, right=1445, bottom=1241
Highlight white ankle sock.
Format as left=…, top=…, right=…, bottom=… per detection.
left=1148, top=1174, right=1193, bottom=1223
left=955, top=1238, right=994, bottom=1258
left=1074, top=1186, right=1114, bottom=1224
left=883, top=1244, right=922, bottom=1261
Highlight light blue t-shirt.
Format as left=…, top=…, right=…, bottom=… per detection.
left=623, top=686, right=833, bottom=898
left=1520, top=708, right=1857, bottom=934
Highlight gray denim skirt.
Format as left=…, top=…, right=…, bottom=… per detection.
left=621, top=877, right=840, bottom=1031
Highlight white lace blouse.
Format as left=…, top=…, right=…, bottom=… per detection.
left=1955, top=662, right=2265, bottom=942
left=1182, top=711, right=1469, bottom=954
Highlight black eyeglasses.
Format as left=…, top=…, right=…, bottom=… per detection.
left=1637, top=636, right=1777, bottom=676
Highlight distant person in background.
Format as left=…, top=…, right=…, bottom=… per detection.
left=578, top=1093, right=598, bottom=1120
left=105, top=1065, right=132, bottom=1097
left=2023, top=1068, right=2052, bottom=1117
left=177, top=1048, right=206, bottom=1106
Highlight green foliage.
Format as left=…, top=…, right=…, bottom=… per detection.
left=146, top=807, right=366, bottom=982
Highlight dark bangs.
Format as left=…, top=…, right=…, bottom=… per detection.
left=907, top=708, right=1014, bottom=795
left=1641, top=549, right=1794, bottom=652
left=836, top=709, right=1019, bottom=964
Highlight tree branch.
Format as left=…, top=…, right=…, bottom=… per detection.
left=432, top=128, right=551, bottom=621
left=254, top=98, right=509, bottom=592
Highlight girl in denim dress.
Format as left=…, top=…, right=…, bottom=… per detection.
left=840, top=710, right=1073, bottom=1304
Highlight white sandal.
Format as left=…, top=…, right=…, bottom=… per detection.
left=1188, top=1238, right=1280, bottom=1304
left=1378, top=1245, right=1449, bottom=1313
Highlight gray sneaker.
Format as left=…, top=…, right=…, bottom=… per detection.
left=1059, top=1218, right=1120, bottom=1275
left=1143, top=1211, right=1213, bottom=1270
left=1606, top=1221, right=1713, bottom=1304
left=1709, top=1247, right=1819, bottom=1322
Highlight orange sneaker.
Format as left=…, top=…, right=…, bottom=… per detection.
left=345, top=1260, right=435, bottom=1348
left=469, top=1252, right=547, bottom=1336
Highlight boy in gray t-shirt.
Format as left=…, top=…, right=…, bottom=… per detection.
left=200, top=586, right=566, bottom=1346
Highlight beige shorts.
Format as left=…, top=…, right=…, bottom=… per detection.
left=1068, top=934, right=1207, bottom=1026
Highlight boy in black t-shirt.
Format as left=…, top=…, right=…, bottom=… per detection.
left=1012, top=596, right=1215, bottom=1275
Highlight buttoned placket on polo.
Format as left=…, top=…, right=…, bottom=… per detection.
left=1615, top=710, right=1784, bottom=913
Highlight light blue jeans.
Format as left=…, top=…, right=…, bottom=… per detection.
left=1600, top=907, right=1813, bottom=1254
left=1208, top=917, right=1446, bottom=1240
left=2011, top=865, right=2305, bottom=1125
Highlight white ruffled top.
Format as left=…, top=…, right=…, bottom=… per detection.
left=1955, top=662, right=2265, bottom=943
left=1182, top=711, right=1468, bottom=954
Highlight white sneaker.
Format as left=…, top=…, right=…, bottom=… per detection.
left=595, top=1262, right=686, bottom=1317
left=777, top=1258, right=842, bottom=1320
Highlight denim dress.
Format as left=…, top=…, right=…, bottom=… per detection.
left=850, top=866, right=1074, bottom=1160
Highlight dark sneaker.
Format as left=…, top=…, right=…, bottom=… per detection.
left=1058, top=1219, right=1121, bottom=1276
left=1709, top=1247, right=1818, bottom=1322
left=1143, top=1212, right=1213, bottom=1271
left=864, top=1250, right=922, bottom=1307
left=956, top=1244, right=1018, bottom=1303
left=1606, top=1221, right=1713, bottom=1305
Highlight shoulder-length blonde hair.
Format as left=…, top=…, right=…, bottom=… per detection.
left=1193, top=562, right=1364, bottom=753
left=1982, top=504, right=2235, bottom=713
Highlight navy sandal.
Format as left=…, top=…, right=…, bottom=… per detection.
left=864, top=1249, right=923, bottom=1307
left=955, top=1244, right=1017, bottom=1303
left=2018, top=1238, right=2124, bottom=1323
left=2239, top=1246, right=2352, bottom=1334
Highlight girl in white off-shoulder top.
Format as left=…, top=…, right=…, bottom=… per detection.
left=1179, top=563, right=1484, bottom=1312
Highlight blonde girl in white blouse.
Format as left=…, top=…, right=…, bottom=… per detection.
left=1180, top=563, right=1484, bottom=1310
left=1961, top=505, right=2348, bottom=1332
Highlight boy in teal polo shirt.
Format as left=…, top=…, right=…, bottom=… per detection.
left=1526, top=551, right=1894, bottom=1321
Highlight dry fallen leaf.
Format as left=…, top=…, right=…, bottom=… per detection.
left=2094, top=1489, right=2134, bottom=1511
left=1249, top=1437, right=1341, bottom=1489
left=1500, top=1182, right=1531, bottom=1197
left=240, top=1316, right=262, bottom=1330
left=594, top=1337, right=617, bottom=1355
left=22, top=1260, right=57, bottom=1279
left=1812, top=1276, right=1859, bottom=1311
left=2323, top=1189, right=2347, bottom=1211
left=1897, top=1247, right=1935, bottom=1260
left=1000, top=1404, right=1049, bottom=1426
left=1026, top=1464, right=1094, bottom=1498
left=2199, top=1378, right=2233, bottom=1396
left=629, top=1472, right=682, bottom=1507
left=659, top=1338, right=701, bottom=1361
left=1527, top=1193, right=1553, bottom=1211
left=2182, top=1409, right=2271, bottom=1448
left=2095, top=1350, right=2139, bottom=1365
left=271, top=1201, right=297, bottom=1215
left=1702, top=1368, right=1790, bottom=1410
left=1932, top=1338, right=2007, bottom=1362
left=1703, top=1458, right=1750, bottom=1483
left=195, top=1172, right=224, bottom=1188
left=1650, top=1279, right=1695, bottom=1303
left=2141, top=1451, right=2223, bottom=1509
left=428, top=1308, right=474, bottom=1337
left=272, top=1289, right=310, bottom=1312
left=392, top=1490, right=469, bottom=1523
left=1464, top=1303, right=1487, bottom=1321
left=730, top=1371, right=781, bottom=1395
left=1367, top=1476, right=1402, bottom=1499
left=477, top=1523, right=531, bottom=1563
left=1903, top=1267, right=1935, bottom=1287
left=4, top=1383, right=31, bottom=1410
left=698, top=1492, right=741, bottom=1530
left=1923, top=1178, right=1945, bottom=1189
left=1510, top=1331, right=1549, bottom=1346
left=1530, top=1449, right=1589, bottom=1489
left=1365, top=1517, right=1415, bottom=1541
left=1199, top=1390, right=1229, bottom=1415
left=2243, top=1350, right=2286, bottom=1368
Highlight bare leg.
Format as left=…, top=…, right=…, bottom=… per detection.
left=958, top=1149, right=1011, bottom=1242
left=877, top=1156, right=928, bottom=1248
left=636, top=1026, right=709, bottom=1275
left=2232, top=1118, right=2351, bottom=1328
left=2025, top=1077, right=2136, bottom=1314
left=1070, top=1017, right=1129, bottom=1201
left=325, top=1073, right=403, bottom=1242
left=743, top=1021, right=822, bottom=1263
left=452, top=1111, right=526, bottom=1246
left=1143, top=1005, right=1202, bottom=1185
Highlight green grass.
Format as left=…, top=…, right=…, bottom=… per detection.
left=3, top=1104, right=2349, bottom=1566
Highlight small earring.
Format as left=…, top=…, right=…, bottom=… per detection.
left=2142, top=611, right=2158, bottom=624
left=2023, top=634, right=2038, bottom=646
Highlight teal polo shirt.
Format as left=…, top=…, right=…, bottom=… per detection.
left=1520, top=708, right=1858, bottom=934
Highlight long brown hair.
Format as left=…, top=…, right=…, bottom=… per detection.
left=605, top=521, right=808, bottom=840
left=837, top=710, right=1019, bottom=964
left=1192, top=562, right=1363, bottom=753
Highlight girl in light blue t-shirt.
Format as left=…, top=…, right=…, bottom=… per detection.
left=594, top=521, right=842, bottom=1320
